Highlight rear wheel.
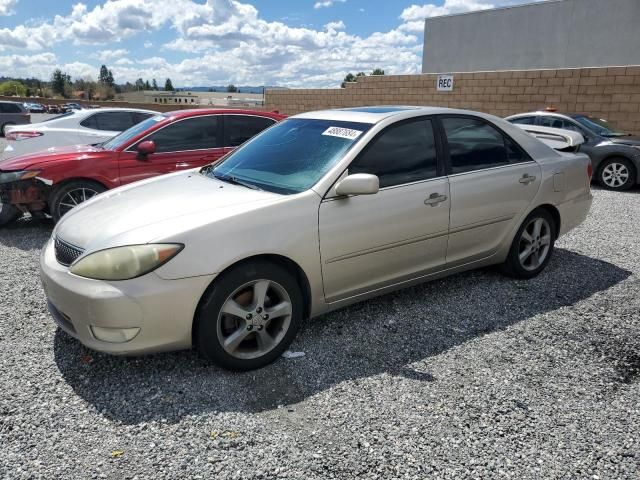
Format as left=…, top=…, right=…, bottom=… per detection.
left=598, top=157, right=635, bottom=191
left=1, top=122, right=15, bottom=137
left=501, top=208, right=556, bottom=279
left=0, top=201, right=21, bottom=227
left=50, top=180, right=106, bottom=222
left=196, top=261, right=303, bottom=371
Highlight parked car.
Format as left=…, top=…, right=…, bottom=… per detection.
left=506, top=111, right=640, bottom=190
left=0, top=109, right=285, bottom=225
left=2, top=107, right=159, bottom=159
left=0, top=101, right=30, bottom=137
left=61, top=103, right=83, bottom=112
left=39, top=106, right=593, bottom=370
left=23, top=102, right=47, bottom=113
left=46, top=105, right=61, bottom=114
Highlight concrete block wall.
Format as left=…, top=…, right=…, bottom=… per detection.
left=265, top=66, right=640, bottom=134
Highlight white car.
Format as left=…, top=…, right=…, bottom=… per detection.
left=3, top=108, right=159, bottom=159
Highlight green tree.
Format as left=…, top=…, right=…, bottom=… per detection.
left=144, top=80, right=151, bottom=90
left=226, top=84, right=238, bottom=93
left=356, top=72, right=366, bottom=77
left=99, top=65, right=110, bottom=84
left=134, top=78, right=145, bottom=90
left=106, top=70, right=114, bottom=86
left=0, top=80, right=27, bottom=96
left=371, top=68, right=385, bottom=76
left=51, top=69, right=71, bottom=97
left=164, top=78, right=174, bottom=91
left=152, top=78, right=158, bottom=90
left=341, top=72, right=356, bottom=88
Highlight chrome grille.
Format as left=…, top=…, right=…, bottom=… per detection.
left=54, top=237, right=84, bottom=266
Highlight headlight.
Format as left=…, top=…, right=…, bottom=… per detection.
left=70, top=244, right=183, bottom=280
left=0, top=170, right=41, bottom=184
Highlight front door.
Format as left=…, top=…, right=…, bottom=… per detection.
left=319, top=117, right=450, bottom=302
left=118, top=115, right=223, bottom=185
left=439, top=115, right=541, bottom=265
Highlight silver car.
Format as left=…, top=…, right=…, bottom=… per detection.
left=40, top=106, right=593, bottom=370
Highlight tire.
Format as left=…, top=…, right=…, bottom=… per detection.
left=597, top=157, right=636, bottom=191
left=501, top=208, right=556, bottom=279
left=0, top=201, right=21, bottom=227
left=50, top=180, right=107, bottom=222
left=196, top=260, right=303, bottom=371
left=1, top=122, right=15, bottom=137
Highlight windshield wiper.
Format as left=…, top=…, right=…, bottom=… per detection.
left=211, top=170, right=262, bottom=191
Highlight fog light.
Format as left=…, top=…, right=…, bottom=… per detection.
left=90, top=326, right=140, bottom=343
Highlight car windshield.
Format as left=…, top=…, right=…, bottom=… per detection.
left=102, top=115, right=167, bottom=150
left=574, top=115, right=627, bottom=137
left=203, top=118, right=372, bottom=194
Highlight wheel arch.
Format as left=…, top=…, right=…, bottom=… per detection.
left=191, top=253, right=313, bottom=345
left=48, top=177, right=109, bottom=202
left=533, top=203, right=561, bottom=239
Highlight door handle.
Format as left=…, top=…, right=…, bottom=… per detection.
left=424, top=193, right=448, bottom=206
left=519, top=174, right=536, bottom=185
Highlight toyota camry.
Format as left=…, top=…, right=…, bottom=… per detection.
left=40, top=106, right=593, bottom=370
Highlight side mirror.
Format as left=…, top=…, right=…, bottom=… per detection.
left=335, top=173, right=379, bottom=196
left=137, top=140, right=156, bottom=156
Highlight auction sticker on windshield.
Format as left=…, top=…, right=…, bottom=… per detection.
left=322, top=126, right=363, bottom=140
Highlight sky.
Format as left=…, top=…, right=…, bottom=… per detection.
left=0, top=0, right=547, bottom=88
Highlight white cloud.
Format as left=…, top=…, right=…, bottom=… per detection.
left=314, top=0, right=346, bottom=10
left=324, top=20, right=345, bottom=31
left=0, top=52, right=95, bottom=80
left=89, top=48, right=129, bottom=62
left=0, top=0, right=17, bottom=16
left=0, top=0, right=550, bottom=87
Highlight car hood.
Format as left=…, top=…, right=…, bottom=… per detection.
left=0, top=144, right=108, bottom=170
left=606, top=135, right=640, bottom=146
left=55, top=170, right=283, bottom=252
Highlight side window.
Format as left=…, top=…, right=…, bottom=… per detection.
left=539, top=116, right=564, bottom=129
left=349, top=118, right=438, bottom=188
left=91, top=112, right=136, bottom=131
left=132, top=112, right=153, bottom=124
left=509, top=116, right=537, bottom=125
left=137, top=116, right=220, bottom=153
left=224, top=115, right=276, bottom=147
left=80, top=115, right=98, bottom=129
left=0, top=102, right=23, bottom=113
left=442, top=116, right=527, bottom=174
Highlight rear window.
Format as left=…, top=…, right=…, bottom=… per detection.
left=0, top=102, right=25, bottom=113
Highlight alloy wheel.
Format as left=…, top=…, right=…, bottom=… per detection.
left=216, top=279, right=293, bottom=360
left=57, top=187, right=100, bottom=217
left=518, top=217, right=551, bottom=271
left=601, top=162, right=630, bottom=189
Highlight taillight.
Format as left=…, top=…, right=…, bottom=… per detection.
left=587, top=162, right=593, bottom=181
left=7, top=131, right=43, bottom=141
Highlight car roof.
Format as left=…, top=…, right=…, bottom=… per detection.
left=293, top=106, right=473, bottom=124
left=507, top=111, right=586, bottom=119
left=75, top=107, right=160, bottom=114
left=163, top=108, right=286, bottom=120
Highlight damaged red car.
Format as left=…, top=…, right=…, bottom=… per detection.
left=0, top=108, right=286, bottom=226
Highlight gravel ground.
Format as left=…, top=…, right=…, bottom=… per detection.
left=1, top=188, right=639, bottom=479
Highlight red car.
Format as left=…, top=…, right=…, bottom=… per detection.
left=0, top=109, right=286, bottom=226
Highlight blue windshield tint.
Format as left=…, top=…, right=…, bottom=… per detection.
left=207, top=118, right=372, bottom=194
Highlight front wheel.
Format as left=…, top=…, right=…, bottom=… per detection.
left=501, top=208, right=556, bottom=279
left=196, top=261, right=303, bottom=371
left=50, top=180, right=107, bottom=222
left=598, top=157, right=635, bottom=191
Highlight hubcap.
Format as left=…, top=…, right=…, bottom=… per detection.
left=58, top=187, right=99, bottom=217
left=518, top=217, right=551, bottom=271
left=216, top=279, right=292, bottom=360
left=602, top=162, right=629, bottom=188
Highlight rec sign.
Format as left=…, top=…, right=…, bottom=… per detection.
left=437, top=74, right=454, bottom=92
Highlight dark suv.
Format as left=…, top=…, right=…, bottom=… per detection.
left=0, top=101, right=30, bottom=137
left=507, top=111, right=640, bottom=191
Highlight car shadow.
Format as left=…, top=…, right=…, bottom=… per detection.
left=53, top=249, right=631, bottom=424
left=0, top=215, right=52, bottom=251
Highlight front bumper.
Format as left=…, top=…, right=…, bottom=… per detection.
left=40, top=238, right=215, bottom=355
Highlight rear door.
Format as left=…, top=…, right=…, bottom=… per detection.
left=439, top=115, right=541, bottom=265
left=117, top=115, right=223, bottom=185
left=223, top=114, right=277, bottom=154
